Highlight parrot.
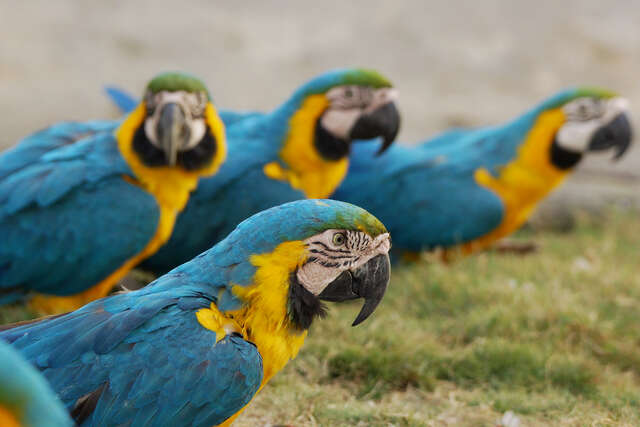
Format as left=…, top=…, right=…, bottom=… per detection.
left=0, top=72, right=227, bottom=314
left=332, top=87, right=633, bottom=260
left=0, top=199, right=392, bottom=427
left=104, top=68, right=400, bottom=275
left=0, top=340, right=73, bottom=427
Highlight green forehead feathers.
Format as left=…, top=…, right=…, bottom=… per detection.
left=319, top=203, right=388, bottom=237
left=146, top=72, right=211, bottom=100
left=343, top=69, right=393, bottom=89
left=574, top=87, right=617, bottom=100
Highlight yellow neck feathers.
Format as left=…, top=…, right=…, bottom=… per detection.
left=232, top=241, right=309, bottom=384
left=462, top=108, right=569, bottom=254
left=0, top=406, right=20, bottom=427
left=196, top=241, right=309, bottom=388
left=115, top=102, right=227, bottom=213
left=263, top=95, right=349, bottom=198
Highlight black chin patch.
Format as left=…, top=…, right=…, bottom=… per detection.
left=180, top=126, right=217, bottom=170
left=550, top=137, right=582, bottom=170
left=288, top=272, right=327, bottom=330
left=132, top=125, right=166, bottom=167
left=131, top=125, right=217, bottom=171
left=314, top=120, right=351, bottom=161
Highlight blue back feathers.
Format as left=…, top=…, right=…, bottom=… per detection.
left=0, top=120, right=160, bottom=300
left=334, top=88, right=593, bottom=255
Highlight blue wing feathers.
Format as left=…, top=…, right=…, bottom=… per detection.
left=104, top=86, right=138, bottom=114
left=1, top=273, right=263, bottom=426
left=0, top=124, right=161, bottom=298
left=333, top=124, right=527, bottom=253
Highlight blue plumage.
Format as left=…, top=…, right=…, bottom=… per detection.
left=0, top=122, right=162, bottom=301
left=333, top=88, right=594, bottom=257
left=0, top=199, right=377, bottom=426
left=133, top=69, right=393, bottom=274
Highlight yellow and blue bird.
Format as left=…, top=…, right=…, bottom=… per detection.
left=0, top=199, right=391, bottom=426
left=333, top=88, right=632, bottom=260
left=105, top=68, right=400, bottom=276
left=0, top=340, right=72, bottom=427
left=0, top=72, right=227, bottom=314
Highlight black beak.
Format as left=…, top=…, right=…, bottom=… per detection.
left=588, top=113, right=633, bottom=160
left=349, top=102, right=400, bottom=156
left=318, top=254, right=391, bottom=326
left=156, top=102, right=190, bottom=166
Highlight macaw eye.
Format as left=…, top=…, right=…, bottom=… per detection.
left=332, top=232, right=346, bottom=246
left=144, top=92, right=156, bottom=115
left=345, top=88, right=353, bottom=98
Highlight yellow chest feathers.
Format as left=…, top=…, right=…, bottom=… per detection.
left=464, top=108, right=569, bottom=253
left=196, top=241, right=308, bottom=385
left=115, top=102, right=226, bottom=215
left=263, top=95, right=349, bottom=199
left=115, top=103, right=226, bottom=251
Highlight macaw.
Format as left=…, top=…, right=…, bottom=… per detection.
left=0, top=72, right=227, bottom=314
left=333, top=88, right=632, bottom=260
left=104, top=68, right=400, bottom=276
left=0, top=199, right=392, bottom=426
left=0, top=340, right=73, bottom=427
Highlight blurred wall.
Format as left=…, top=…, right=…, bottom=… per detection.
left=1, top=0, right=638, bottom=205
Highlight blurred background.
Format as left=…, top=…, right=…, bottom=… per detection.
left=2, top=2, right=640, bottom=424
left=1, top=0, right=638, bottom=213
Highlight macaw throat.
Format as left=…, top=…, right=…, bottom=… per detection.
left=287, top=272, right=328, bottom=330
left=314, top=120, right=351, bottom=161
left=132, top=124, right=217, bottom=170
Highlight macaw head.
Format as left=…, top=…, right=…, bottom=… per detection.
left=126, top=71, right=226, bottom=173
left=208, top=199, right=392, bottom=330
left=535, top=88, right=632, bottom=169
left=287, top=201, right=392, bottom=328
left=265, top=69, right=401, bottom=198
left=281, top=68, right=401, bottom=159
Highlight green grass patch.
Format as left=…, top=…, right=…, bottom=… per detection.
left=3, top=209, right=640, bottom=425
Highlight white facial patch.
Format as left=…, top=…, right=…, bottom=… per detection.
left=296, top=229, right=391, bottom=295
left=319, top=86, right=398, bottom=141
left=319, top=109, right=361, bottom=140
left=555, top=97, right=629, bottom=153
left=143, top=90, right=208, bottom=150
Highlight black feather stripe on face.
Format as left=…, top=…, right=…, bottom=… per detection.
left=287, top=272, right=327, bottom=330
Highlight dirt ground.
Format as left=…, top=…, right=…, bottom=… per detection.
left=1, top=0, right=638, bottom=207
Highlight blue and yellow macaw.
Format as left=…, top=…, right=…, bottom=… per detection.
left=0, top=72, right=227, bottom=314
left=104, top=68, right=400, bottom=275
left=0, top=340, right=73, bottom=427
left=0, top=199, right=392, bottom=426
left=333, top=88, right=632, bottom=260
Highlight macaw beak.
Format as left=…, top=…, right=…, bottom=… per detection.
left=349, top=101, right=401, bottom=156
left=156, top=102, right=190, bottom=166
left=317, top=253, right=391, bottom=326
left=588, top=112, right=633, bottom=160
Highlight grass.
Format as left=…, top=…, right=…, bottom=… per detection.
left=2, top=209, right=639, bottom=425
left=235, top=209, right=640, bottom=426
